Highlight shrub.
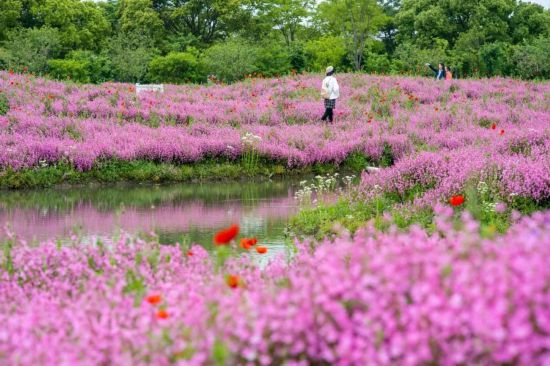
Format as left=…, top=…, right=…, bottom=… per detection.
left=48, top=59, right=91, bottom=83
left=0, top=93, right=9, bottom=116
left=512, top=37, right=550, bottom=79
left=203, top=39, right=258, bottom=83
left=148, top=51, right=206, bottom=84
left=304, top=36, right=347, bottom=72
left=288, top=43, right=307, bottom=73
left=364, top=52, right=392, bottom=74
left=66, top=51, right=113, bottom=83
left=254, top=43, right=292, bottom=77
left=478, top=42, right=513, bottom=77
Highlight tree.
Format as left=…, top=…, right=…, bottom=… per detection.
left=108, top=33, right=157, bottom=82
left=396, top=0, right=517, bottom=48
left=318, top=0, right=385, bottom=71
left=393, top=39, right=447, bottom=75
left=3, top=27, right=61, bottom=73
left=31, top=0, right=111, bottom=52
left=478, top=41, right=513, bottom=76
left=118, top=0, right=164, bottom=43
left=152, top=0, right=251, bottom=45
left=512, top=36, right=550, bottom=79
left=0, top=0, right=22, bottom=41
left=253, top=0, right=315, bottom=46
left=509, top=2, right=549, bottom=43
left=378, top=0, right=401, bottom=55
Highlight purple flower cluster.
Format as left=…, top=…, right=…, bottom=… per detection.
left=360, top=133, right=550, bottom=206
left=2, top=72, right=548, bottom=172
left=1, top=210, right=550, bottom=365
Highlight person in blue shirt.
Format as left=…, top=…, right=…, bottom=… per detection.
left=426, top=63, right=445, bottom=80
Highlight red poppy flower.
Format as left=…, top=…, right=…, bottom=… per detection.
left=449, top=195, right=465, bottom=207
left=186, top=250, right=193, bottom=257
left=214, top=224, right=239, bottom=245
left=491, top=123, right=497, bottom=130
left=500, top=129, right=505, bottom=135
left=227, top=274, right=240, bottom=289
left=146, top=295, right=162, bottom=305
left=240, top=238, right=252, bottom=250
left=156, top=310, right=169, bottom=319
left=256, top=246, right=268, bottom=254
left=240, top=237, right=258, bottom=250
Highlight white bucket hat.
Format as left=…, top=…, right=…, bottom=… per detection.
left=326, top=66, right=334, bottom=74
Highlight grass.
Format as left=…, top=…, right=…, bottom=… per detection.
left=0, top=154, right=373, bottom=190
left=288, top=194, right=435, bottom=241
left=288, top=180, right=550, bottom=241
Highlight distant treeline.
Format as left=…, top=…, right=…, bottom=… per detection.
left=1, top=0, right=549, bottom=83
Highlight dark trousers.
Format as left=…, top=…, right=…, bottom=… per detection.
left=321, top=108, right=333, bottom=122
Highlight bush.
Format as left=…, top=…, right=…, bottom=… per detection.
left=148, top=51, right=206, bottom=84
left=0, top=93, right=9, bottom=116
left=304, top=36, right=347, bottom=72
left=254, top=43, right=292, bottom=77
left=48, top=59, right=90, bottom=83
left=478, top=42, right=513, bottom=77
left=203, top=39, right=258, bottom=83
left=364, top=52, right=392, bottom=74
left=288, top=43, right=307, bottom=73
left=0, top=48, right=11, bottom=70
left=66, top=51, right=113, bottom=83
left=512, top=37, right=550, bottom=79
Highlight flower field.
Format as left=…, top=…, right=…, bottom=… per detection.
left=2, top=71, right=548, bottom=175
left=1, top=71, right=550, bottom=365
left=2, top=210, right=550, bottom=365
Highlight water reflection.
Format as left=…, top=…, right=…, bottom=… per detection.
left=0, top=181, right=301, bottom=256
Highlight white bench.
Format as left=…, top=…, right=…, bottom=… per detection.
left=135, top=83, right=164, bottom=94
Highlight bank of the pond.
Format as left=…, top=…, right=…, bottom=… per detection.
left=0, top=155, right=369, bottom=189
left=288, top=193, right=550, bottom=241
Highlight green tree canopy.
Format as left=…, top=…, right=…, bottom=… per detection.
left=318, top=0, right=385, bottom=71
left=31, top=0, right=111, bottom=52
left=0, top=0, right=22, bottom=41
left=152, top=0, right=251, bottom=45
left=118, top=0, right=164, bottom=42
left=253, top=0, right=315, bottom=46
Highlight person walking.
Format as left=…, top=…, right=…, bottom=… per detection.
left=445, top=66, right=453, bottom=80
left=426, top=63, right=445, bottom=80
left=320, top=66, right=340, bottom=123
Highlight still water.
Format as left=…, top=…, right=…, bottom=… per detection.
left=0, top=180, right=302, bottom=259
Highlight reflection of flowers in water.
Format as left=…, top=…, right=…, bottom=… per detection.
left=0, top=190, right=299, bottom=244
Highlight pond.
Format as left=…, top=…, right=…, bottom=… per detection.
left=0, top=179, right=304, bottom=261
